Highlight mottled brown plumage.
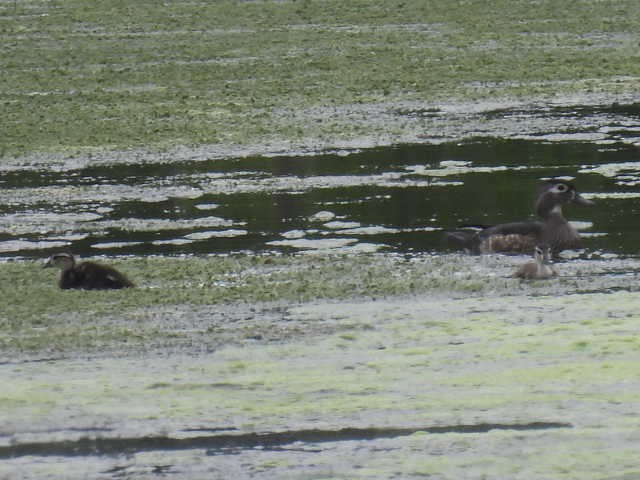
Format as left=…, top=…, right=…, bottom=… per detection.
left=480, top=233, right=537, bottom=255
left=446, top=180, right=594, bottom=255
left=44, top=253, right=134, bottom=290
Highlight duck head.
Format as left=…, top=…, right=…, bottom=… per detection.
left=43, top=252, right=76, bottom=270
left=535, top=180, right=594, bottom=218
left=533, top=244, right=552, bottom=264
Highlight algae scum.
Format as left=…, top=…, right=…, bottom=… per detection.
left=3, top=131, right=640, bottom=259
left=5, top=135, right=640, bottom=479
left=5, top=0, right=640, bottom=475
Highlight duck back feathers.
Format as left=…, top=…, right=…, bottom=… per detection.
left=446, top=180, right=593, bottom=255
left=60, top=261, right=134, bottom=290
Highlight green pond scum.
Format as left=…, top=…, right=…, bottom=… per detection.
left=0, top=253, right=500, bottom=356
left=2, top=252, right=639, bottom=358
left=2, top=0, right=640, bottom=157
left=2, top=254, right=640, bottom=478
left=3, top=0, right=640, bottom=477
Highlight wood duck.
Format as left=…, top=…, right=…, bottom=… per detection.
left=513, top=244, right=557, bottom=279
left=445, top=180, right=594, bottom=255
left=43, top=253, right=134, bottom=290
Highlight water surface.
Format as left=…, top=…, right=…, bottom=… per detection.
left=1, top=139, right=640, bottom=258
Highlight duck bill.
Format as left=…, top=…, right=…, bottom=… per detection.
left=573, top=193, right=594, bottom=206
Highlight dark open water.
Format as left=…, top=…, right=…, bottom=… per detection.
left=1, top=139, right=639, bottom=258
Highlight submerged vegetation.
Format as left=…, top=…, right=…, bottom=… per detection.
left=2, top=0, right=640, bottom=156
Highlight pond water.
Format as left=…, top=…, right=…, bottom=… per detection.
left=1, top=138, right=640, bottom=259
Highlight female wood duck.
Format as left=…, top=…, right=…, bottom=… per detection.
left=44, top=253, right=134, bottom=290
left=445, top=180, right=594, bottom=255
left=513, top=244, right=557, bottom=279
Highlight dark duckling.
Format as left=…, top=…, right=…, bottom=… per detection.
left=44, top=253, right=134, bottom=290
left=446, top=179, right=594, bottom=256
left=513, top=244, right=557, bottom=280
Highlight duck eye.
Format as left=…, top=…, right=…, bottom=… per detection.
left=555, top=183, right=568, bottom=192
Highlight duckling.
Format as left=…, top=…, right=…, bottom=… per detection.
left=43, top=253, right=134, bottom=290
left=445, top=179, right=594, bottom=256
left=513, top=244, right=557, bottom=280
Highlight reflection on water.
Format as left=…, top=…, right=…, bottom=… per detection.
left=1, top=139, right=640, bottom=258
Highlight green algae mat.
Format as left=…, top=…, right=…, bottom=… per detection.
left=3, top=0, right=640, bottom=477
left=2, top=253, right=640, bottom=478
left=3, top=0, right=640, bottom=157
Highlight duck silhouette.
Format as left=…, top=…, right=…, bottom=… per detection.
left=44, top=253, right=134, bottom=290
left=446, top=179, right=594, bottom=256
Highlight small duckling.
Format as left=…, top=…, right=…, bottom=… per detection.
left=513, top=244, right=557, bottom=280
left=44, top=252, right=134, bottom=290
